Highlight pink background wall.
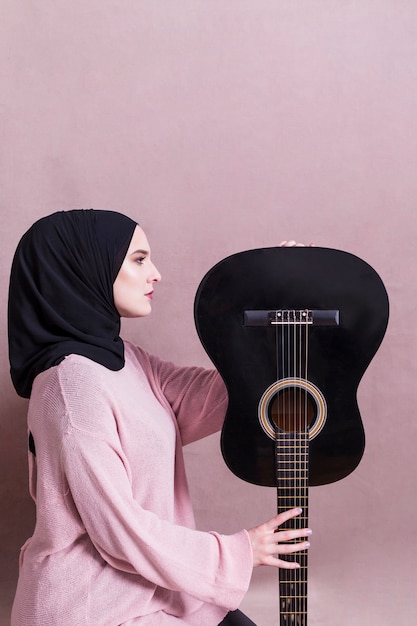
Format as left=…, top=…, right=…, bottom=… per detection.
left=1, top=2, right=416, bottom=624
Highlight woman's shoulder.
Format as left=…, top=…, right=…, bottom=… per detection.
left=30, top=355, right=126, bottom=436
left=58, top=353, right=115, bottom=387
left=31, top=354, right=120, bottom=411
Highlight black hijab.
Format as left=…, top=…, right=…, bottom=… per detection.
left=8, top=209, right=137, bottom=398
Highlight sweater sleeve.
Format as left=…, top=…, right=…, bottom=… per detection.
left=131, top=345, right=229, bottom=446
left=58, top=375, right=252, bottom=610
left=61, top=431, right=252, bottom=610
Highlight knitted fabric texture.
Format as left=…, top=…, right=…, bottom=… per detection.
left=11, top=342, right=253, bottom=625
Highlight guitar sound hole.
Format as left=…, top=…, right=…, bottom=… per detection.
left=269, top=388, right=316, bottom=433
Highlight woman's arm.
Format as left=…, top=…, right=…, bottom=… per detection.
left=132, top=345, right=228, bottom=445
left=61, top=418, right=252, bottom=610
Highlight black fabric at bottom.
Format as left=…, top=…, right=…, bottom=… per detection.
left=218, top=609, right=257, bottom=626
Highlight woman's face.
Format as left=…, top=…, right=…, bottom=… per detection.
left=113, top=225, right=161, bottom=318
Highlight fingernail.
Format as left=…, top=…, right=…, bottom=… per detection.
left=305, top=542, right=310, bottom=548
left=296, top=508, right=302, bottom=514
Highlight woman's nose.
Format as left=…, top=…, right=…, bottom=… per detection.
left=150, top=263, right=161, bottom=283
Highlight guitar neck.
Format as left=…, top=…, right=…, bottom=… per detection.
left=276, top=432, right=309, bottom=626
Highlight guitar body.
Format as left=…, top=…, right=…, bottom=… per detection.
left=194, top=247, right=389, bottom=488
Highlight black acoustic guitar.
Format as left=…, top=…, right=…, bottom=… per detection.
left=194, top=247, right=389, bottom=626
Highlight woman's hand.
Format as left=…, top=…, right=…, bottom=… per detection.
left=279, top=240, right=314, bottom=247
left=247, top=507, right=312, bottom=569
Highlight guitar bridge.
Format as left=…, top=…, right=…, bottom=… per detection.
left=244, top=309, right=339, bottom=327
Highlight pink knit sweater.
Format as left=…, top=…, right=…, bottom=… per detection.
left=11, top=342, right=253, bottom=625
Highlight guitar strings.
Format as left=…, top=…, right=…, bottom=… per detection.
left=290, top=311, right=297, bottom=618
left=293, top=311, right=309, bottom=621
left=300, top=311, right=308, bottom=622
left=293, top=310, right=298, bottom=620
left=276, top=310, right=309, bottom=622
left=303, top=311, right=309, bottom=620
left=276, top=315, right=287, bottom=615
left=297, top=311, right=301, bottom=620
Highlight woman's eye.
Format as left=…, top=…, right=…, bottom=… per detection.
left=135, top=257, right=146, bottom=265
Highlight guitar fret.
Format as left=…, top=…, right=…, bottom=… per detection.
left=276, top=452, right=308, bottom=456
left=276, top=459, right=308, bottom=463
left=276, top=449, right=308, bottom=452
left=277, top=457, right=307, bottom=460
left=276, top=455, right=308, bottom=458
left=276, top=472, right=308, bottom=476
left=276, top=437, right=308, bottom=440
left=280, top=611, right=307, bottom=616
left=276, top=439, right=308, bottom=442
left=277, top=494, right=308, bottom=499
left=276, top=470, right=308, bottom=474
left=277, top=494, right=308, bottom=497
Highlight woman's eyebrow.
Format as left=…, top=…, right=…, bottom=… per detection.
left=130, top=249, right=149, bottom=256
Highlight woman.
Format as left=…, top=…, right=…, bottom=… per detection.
left=8, top=209, right=311, bottom=625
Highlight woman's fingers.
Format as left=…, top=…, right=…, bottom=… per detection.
left=266, top=506, right=305, bottom=529
left=247, top=508, right=312, bottom=569
left=279, top=240, right=315, bottom=247
left=279, top=240, right=300, bottom=247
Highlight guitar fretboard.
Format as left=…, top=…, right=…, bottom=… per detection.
left=276, top=432, right=309, bottom=626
